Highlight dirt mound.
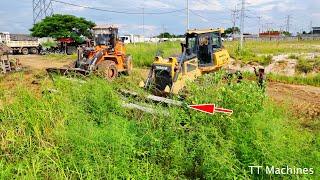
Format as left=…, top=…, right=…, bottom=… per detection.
left=267, top=82, right=320, bottom=124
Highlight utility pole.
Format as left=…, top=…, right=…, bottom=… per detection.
left=142, top=7, right=145, bottom=42
left=231, top=6, right=238, bottom=39
left=162, top=24, right=165, bottom=41
left=240, top=0, right=245, bottom=49
left=187, top=0, right=190, bottom=31
left=257, top=16, right=262, bottom=36
left=33, top=0, right=53, bottom=24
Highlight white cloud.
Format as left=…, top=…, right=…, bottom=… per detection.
left=114, top=23, right=158, bottom=36
left=190, top=0, right=223, bottom=11
left=143, top=0, right=175, bottom=9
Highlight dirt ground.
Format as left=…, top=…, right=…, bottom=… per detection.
left=13, top=55, right=71, bottom=70
left=2, top=55, right=320, bottom=122
left=267, top=82, right=320, bottom=121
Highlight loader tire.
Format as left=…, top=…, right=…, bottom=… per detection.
left=97, top=60, right=118, bottom=81
left=124, top=55, right=133, bottom=76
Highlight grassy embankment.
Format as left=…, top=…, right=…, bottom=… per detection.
left=0, top=68, right=319, bottom=178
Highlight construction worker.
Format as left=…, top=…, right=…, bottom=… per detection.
left=253, top=66, right=266, bottom=90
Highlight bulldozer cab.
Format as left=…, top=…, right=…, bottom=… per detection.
left=185, top=29, right=224, bottom=67
left=92, top=26, right=118, bottom=48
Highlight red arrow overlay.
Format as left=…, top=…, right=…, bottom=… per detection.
left=188, top=104, right=233, bottom=115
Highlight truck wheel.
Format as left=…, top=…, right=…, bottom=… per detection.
left=22, top=48, right=29, bottom=55
left=97, top=60, right=118, bottom=81
left=124, top=55, right=133, bottom=76
left=30, top=48, right=38, bottom=54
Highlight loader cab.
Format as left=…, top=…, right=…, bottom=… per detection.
left=92, top=26, right=119, bottom=48
left=186, top=29, right=223, bottom=67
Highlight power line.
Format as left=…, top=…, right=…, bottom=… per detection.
left=51, top=0, right=186, bottom=15
left=189, top=10, right=230, bottom=25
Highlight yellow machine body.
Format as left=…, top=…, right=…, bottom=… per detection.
left=144, top=28, right=230, bottom=95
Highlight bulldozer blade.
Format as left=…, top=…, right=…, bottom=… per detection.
left=46, top=67, right=89, bottom=76
left=120, top=89, right=183, bottom=107
left=122, top=103, right=169, bottom=116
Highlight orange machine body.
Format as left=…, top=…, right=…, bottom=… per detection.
left=87, top=41, right=127, bottom=72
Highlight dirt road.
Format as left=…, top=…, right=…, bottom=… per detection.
left=14, top=55, right=72, bottom=70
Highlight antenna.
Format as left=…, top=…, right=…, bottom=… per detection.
left=33, top=0, right=53, bottom=24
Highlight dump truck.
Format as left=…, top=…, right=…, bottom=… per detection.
left=0, top=32, right=40, bottom=55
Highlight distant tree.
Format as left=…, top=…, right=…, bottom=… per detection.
left=223, top=27, right=240, bottom=37
left=30, top=14, right=95, bottom=43
left=176, top=34, right=185, bottom=38
left=157, top=32, right=176, bottom=38
left=282, top=31, right=291, bottom=37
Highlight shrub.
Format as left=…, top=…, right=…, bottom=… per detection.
left=261, top=55, right=273, bottom=65
left=288, top=54, right=299, bottom=59
left=297, top=58, right=314, bottom=73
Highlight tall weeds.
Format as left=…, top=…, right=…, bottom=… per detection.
left=0, top=73, right=318, bottom=179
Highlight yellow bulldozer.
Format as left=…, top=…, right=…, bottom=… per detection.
left=142, top=28, right=230, bottom=95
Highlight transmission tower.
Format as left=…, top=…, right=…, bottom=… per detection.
left=285, top=15, right=291, bottom=33
left=231, top=6, right=239, bottom=39
left=33, top=0, right=53, bottom=24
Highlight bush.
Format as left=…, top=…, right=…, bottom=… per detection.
left=297, top=59, right=314, bottom=73
left=288, top=54, right=299, bottom=59
left=41, top=40, right=57, bottom=49
left=261, top=55, right=273, bottom=65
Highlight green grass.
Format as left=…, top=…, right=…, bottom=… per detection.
left=43, top=53, right=77, bottom=61
left=224, top=40, right=320, bottom=64
left=268, top=73, right=320, bottom=87
left=0, top=72, right=319, bottom=179
left=126, top=42, right=180, bottom=67
left=296, top=57, right=320, bottom=74
left=242, top=71, right=320, bottom=87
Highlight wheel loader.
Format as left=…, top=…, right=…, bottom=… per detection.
left=47, top=25, right=133, bottom=80
left=142, top=28, right=230, bottom=95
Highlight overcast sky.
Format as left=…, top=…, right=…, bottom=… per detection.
left=0, top=0, right=319, bottom=36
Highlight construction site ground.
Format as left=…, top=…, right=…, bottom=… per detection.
left=1, top=55, right=319, bottom=126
